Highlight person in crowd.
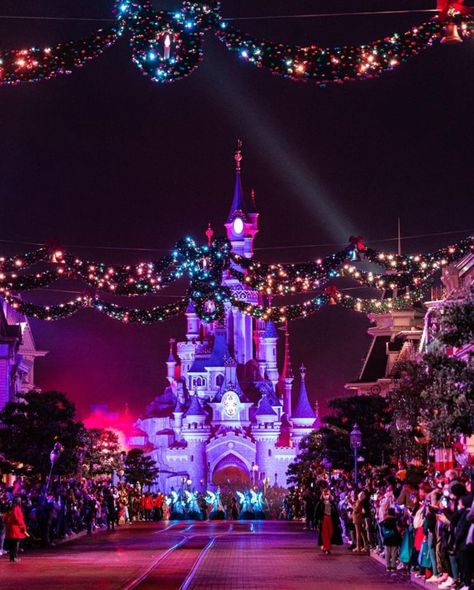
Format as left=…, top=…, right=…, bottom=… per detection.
left=5, top=497, right=27, bottom=563
left=0, top=499, right=6, bottom=556
left=380, top=507, right=402, bottom=572
left=314, top=488, right=343, bottom=555
left=352, top=491, right=370, bottom=553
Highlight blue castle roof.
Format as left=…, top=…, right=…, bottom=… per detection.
left=255, top=394, right=277, bottom=417
left=186, top=393, right=206, bottom=417
left=292, top=365, right=316, bottom=420
left=263, top=321, right=278, bottom=338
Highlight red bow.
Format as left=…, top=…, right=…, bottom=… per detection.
left=324, top=285, right=339, bottom=298
left=437, top=0, right=471, bottom=17
left=348, top=235, right=367, bottom=252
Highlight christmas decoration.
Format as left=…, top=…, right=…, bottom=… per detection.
left=0, top=234, right=471, bottom=324
left=0, top=27, right=119, bottom=86
left=0, top=1, right=472, bottom=87
left=116, top=0, right=219, bottom=83
left=216, top=10, right=472, bottom=86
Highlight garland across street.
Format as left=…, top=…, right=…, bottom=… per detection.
left=0, top=1, right=472, bottom=87
left=1, top=234, right=472, bottom=324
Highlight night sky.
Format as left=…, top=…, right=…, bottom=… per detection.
left=1, top=0, right=473, bottom=420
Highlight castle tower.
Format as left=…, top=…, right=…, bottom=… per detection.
left=223, top=142, right=259, bottom=364
left=291, top=364, right=316, bottom=449
left=224, top=140, right=259, bottom=258
left=182, top=393, right=209, bottom=492
left=278, top=324, right=294, bottom=417
left=166, top=338, right=177, bottom=384
left=185, top=302, right=200, bottom=342
left=261, top=320, right=279, bottom=387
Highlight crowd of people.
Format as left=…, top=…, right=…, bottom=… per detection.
left=0, top=477, right=166, bottom=562
left=291, top=464, right=474, bottom=590
left=1, top=464, right=473, bottom=590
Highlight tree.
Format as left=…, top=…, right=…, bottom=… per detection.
left=438, top=299, right=474, bottom=348
left=324, top=395, right=393, bottom=468
left=82, top=429, right=124, bottom=478
left=389, top=360, right=431, bottom=461
left=389, top=355, right=474, bottom=452
left=0, top=390, right=86, bottom=477
left=286, top=430, right=324, bottom=490
left=421, top=353, right=474, bottom=447
left=124, top=449, right=159, bottom=488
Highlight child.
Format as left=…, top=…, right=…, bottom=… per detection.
left=381, top=507, right=402, bottom=572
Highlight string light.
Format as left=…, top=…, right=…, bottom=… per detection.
left=0, top=1, right=471, bottom=87
left=0, top=234, right=472, bottom=324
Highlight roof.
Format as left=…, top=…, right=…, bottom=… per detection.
left=292, top=372, right=316, bottom=419
left=207, top=328, right=230, bottom=367
left=255, top=394, right=277, bottom=417
left=263, top=321, right=278, bottom=338
left=146, top=386, right=177, bottom=418
left=227, top=169, right=249, bottom=221
left=358, top=335, right=391, bottom=382
left=185, top=394, right=206, bottom=417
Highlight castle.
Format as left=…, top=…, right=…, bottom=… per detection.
left=135, top=146, right=318, bottom=492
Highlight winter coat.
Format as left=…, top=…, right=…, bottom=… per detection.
left=5, top=505, right=27, bottom=539
left=314, top=500, right=343, bottom=545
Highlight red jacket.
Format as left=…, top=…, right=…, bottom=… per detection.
left=5, top=505, right=27, bottom=539
left=144, top=495, right=154, bottom=510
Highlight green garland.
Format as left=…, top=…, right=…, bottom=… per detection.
left=1, top=233, right=471, bottom=324
left=0, top=1, right=472, bottom=87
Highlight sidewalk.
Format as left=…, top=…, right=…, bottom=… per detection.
left=370, top=547, right=430, bottom=590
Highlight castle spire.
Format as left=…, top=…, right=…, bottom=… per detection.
left=227, top=139, right=248, bottom=222
left=292, top=364, right=316, bottom=421
left=281, top=322, right=293, bottom=380
left=279, top=322, right=294, bottom=417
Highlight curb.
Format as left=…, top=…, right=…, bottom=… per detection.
left=370, top=549, right=429, bottom=589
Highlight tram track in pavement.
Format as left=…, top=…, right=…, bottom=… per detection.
left=121, top=521, right=240, bottom=590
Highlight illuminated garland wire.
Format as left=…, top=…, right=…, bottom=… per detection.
left=215, top=13, right=472, bottom=85
left=0, top=26, right=119, bottom=86
left=0, top=1, right=472, bottom=86
left=0, top=233, right=472, bottom=323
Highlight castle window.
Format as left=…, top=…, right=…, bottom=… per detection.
left=191, top=455, right=194, bottom=462
left=268, top=449, right=272, bottom=457
left=194, top=376, right=205, bottom=388
left=216, top=374, right=224, bottom=387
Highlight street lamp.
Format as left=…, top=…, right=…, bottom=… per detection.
left=350, top=424, right=362, bottom=486
left=252, top=464, right=259, bottom=487
left=43, top=442, right=63, bottom=500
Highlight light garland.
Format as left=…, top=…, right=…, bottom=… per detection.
left=0, top=27, right=119, bottom=86
left=0, top=1, right=471, bottom=87
left=0, top=233, right=471, bottom=324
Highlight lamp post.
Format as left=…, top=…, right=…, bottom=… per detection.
left=350, top=424, right=362, bottom=486
left=43, top=442, right=63, bottom=500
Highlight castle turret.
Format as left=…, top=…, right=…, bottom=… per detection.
left=291, top=364, right=316, bottom=449
left=261, top=320, right=279, bottom=387
left=186, top=302, right=200, bottom=342
left=166, top=338, right=177, bottom=384
left=278, top=324, right=294, bottom=417
left=255, top=394, right=278, bottom=427
left=224, top=141, right=259, bottom=258
left=184, top=392, right=207, bottom=426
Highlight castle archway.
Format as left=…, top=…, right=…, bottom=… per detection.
left=212, top=453, right=250, bottom=486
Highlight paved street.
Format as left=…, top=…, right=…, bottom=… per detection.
left=0, top=521, right=415, bottom=590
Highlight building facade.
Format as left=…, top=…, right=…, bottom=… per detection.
left=0, top=302, right=47, bottom=412
left=135, top=147, right=318, bottom=492
left=345, top=249, right=474, bottom=457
